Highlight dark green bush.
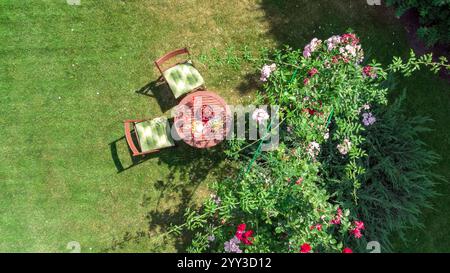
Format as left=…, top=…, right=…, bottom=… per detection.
left=320, top=91, right=442, bottom=252
left=355, top=93, right=442, bottom=252
left=386, top=0, right=450, bottom=47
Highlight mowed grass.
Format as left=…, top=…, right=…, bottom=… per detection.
left=0, top=0, right=270, bottom=252
left=0, top=0, right=448, bottom=252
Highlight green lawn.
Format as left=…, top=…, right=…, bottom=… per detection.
left=0, top=0, right=448, bottom=252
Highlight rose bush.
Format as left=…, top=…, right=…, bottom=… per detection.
left=171, top=33, right=449, bottom=253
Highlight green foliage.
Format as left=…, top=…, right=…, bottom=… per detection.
left=323, top=92, right=443, bottom=252
left=355, top=93, right=443, bottom=252
left=174, top=34, right=448, bottom=253
left=388, top=50, right=449, bottom=75
left=386, top=0, right=450, bottom=47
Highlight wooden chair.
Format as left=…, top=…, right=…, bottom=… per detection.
left=154, top=48, right=205, bottom=99
left=124, top=117, right=175, bottom=156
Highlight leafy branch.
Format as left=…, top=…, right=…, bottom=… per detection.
left=387, top=50, right=450, bottom=77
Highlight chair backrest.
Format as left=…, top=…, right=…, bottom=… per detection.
left=155, top=48, right=190, bottom=74
left=124, top=119, right=144, bottom=156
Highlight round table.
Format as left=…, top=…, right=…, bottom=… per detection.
left=174, top=91, right=231, bottom=148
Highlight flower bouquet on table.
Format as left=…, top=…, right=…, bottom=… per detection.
left=191, top=120, right=205, bottom=138
left=207, top=117, right=224, bottom=133
left=200, top=105, right=215, bottom=122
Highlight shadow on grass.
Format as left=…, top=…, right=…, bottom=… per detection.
left=107, top=129, right=233, bottom=251
left=235, top=71, right=261, bottom=95
left=109, top=135, right=158, bottom=173
left=135, top=79, right=178, bottom=113
left=148, top=143, right=235, bottom=251
left=259, top=0, right=402, bottom=64
left=229, top=1, right=402, bottom=96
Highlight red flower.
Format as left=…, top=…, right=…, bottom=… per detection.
left=330, top=218, right=340, bottom=225
left=303, top=78, right=310, bottom=85
left=310, top=224, right=322, bottom=231
left=241, top=230, right=254, bottom=245
left=342, top=247, right=353, bottom=253
left=362, top=65, right=377, bottom=78
left=330, top=208, right=343, bottom=225
left=307, top=108, right=316, bottom=115
left=362, top=65, right=372, bottom=76
left=332, top=56, right=339, bottom=64
left=354, top=221, right=365, bottom=230
left=300, top=243, right=312, bottom=253
left=349, top=220, right=364, bottom=239
left=237, top=223, right=246, bottom=233
left=341, top=33, right=360, bottom=45
left=235, top=223, right=254, bottom=245
left=350, top=227, right=362, bottom=239
left=296, top=177, right=303, bottom=185
left=308, top=68, right=319, bottom=77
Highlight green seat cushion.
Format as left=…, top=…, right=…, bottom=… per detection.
left=163, top=62, right=204, bottom=98
left=135, top=118, right=175, bottom=152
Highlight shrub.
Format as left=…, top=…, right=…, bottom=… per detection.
left=170, top=34, right=449, bottom=253
left=322, top=91, right=442, bottom=252
left=354, top=93, right=442, bottom=252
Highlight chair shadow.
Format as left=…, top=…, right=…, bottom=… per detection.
left=109, top=133, right=159, bottom=174
left=135, top=79, right=178, bottom=113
